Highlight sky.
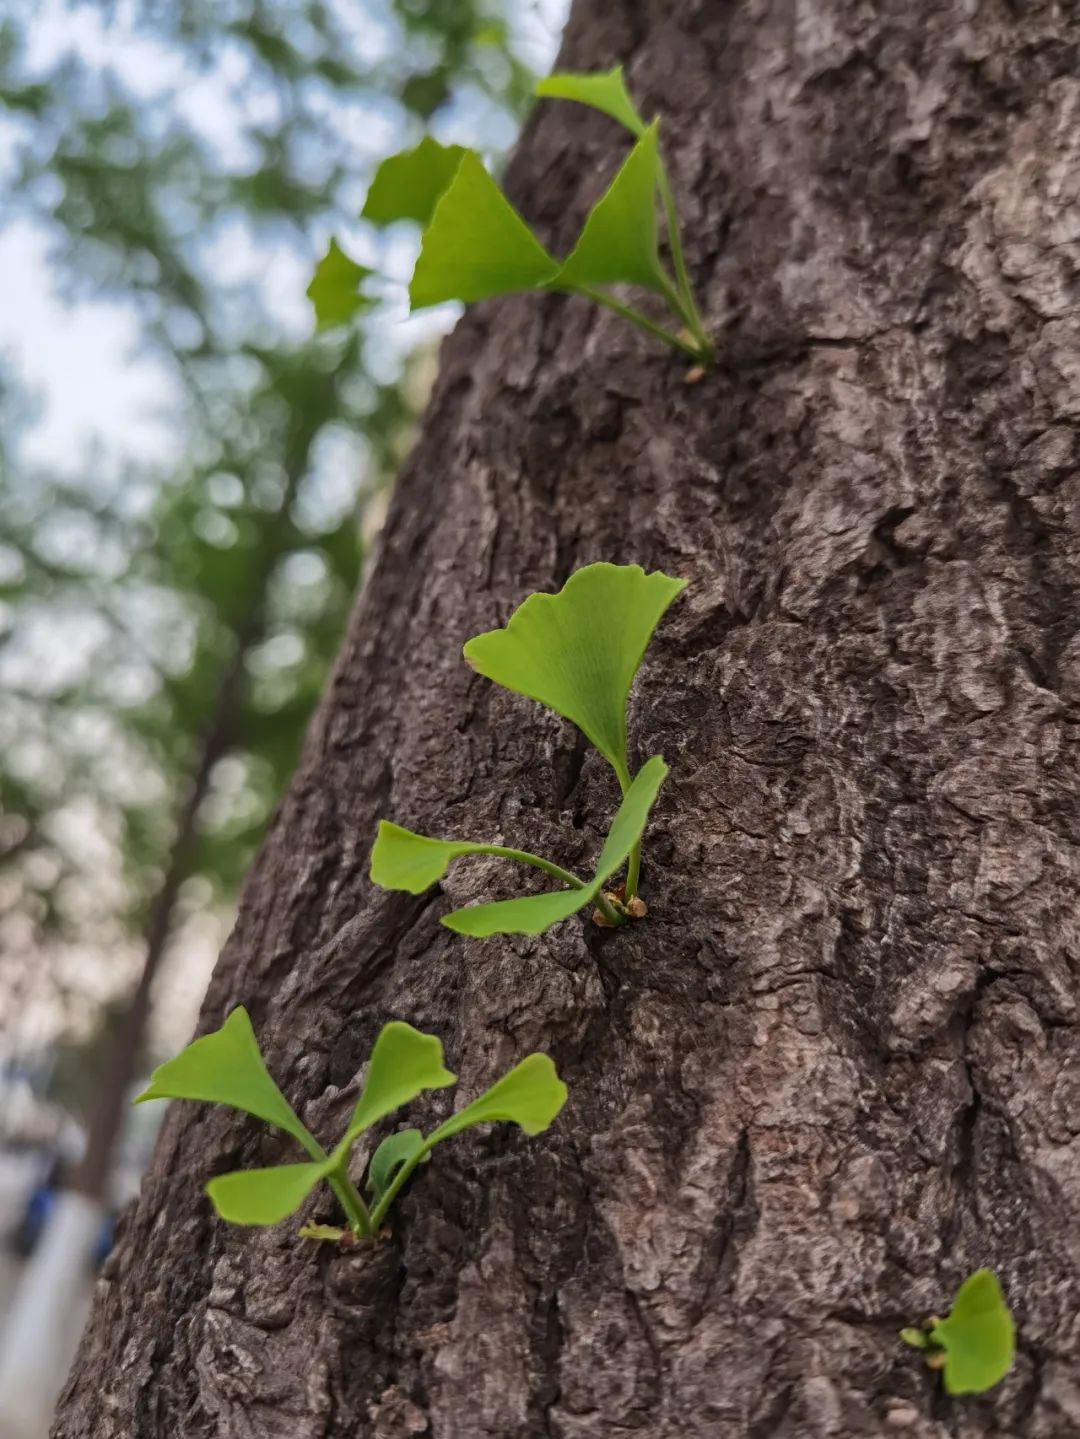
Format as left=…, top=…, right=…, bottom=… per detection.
left=0, top=0, right=567, bottom=475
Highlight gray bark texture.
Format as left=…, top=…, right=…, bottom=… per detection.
left=53, top=0, right=1080, bottom=1435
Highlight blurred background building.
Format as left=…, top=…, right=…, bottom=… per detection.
left=0, top=2, right=563, bottom=1433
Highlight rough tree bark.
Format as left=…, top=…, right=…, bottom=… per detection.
left=53, top=1, right=1080, bottom=1435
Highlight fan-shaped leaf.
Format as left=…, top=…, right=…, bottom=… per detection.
left=370, top=824, right=506, bottom=894
left=306, top=239, right=375, bottom=329
left=206, top=1162, right=327, bottom=1226
left=429, top=1054, right=567, bottom=1142
left=409, top=149, right=558, bottom=309
left=555, top=124, right=666, bottom=297
left=535, top=66, right=645, bottom=138
left=362, top=137, right=467, bottom=227
left=442, top=883, right=588, bottom=939
left=134, top=1007, right=314, bottom=1154
left=443, top=755, right=667, bottom=936
left=338, top=1022, right=456, bottom=1150
left=932, top=1270, right=1015, bottom=1396
left=463, top=562, right=686, bottom=784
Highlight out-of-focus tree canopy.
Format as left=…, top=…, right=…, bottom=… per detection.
left=0, top=0, right=555, bottom=1070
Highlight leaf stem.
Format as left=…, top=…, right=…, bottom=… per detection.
left=474, top=845, right=586, bottom=891
left=457, top=844, right=623, bottom=927
left=612, top=761, right=642, bottom=903
left=594, top=890, right=626, bottom=927
left=327, top=1169, right=374, bottom=1238
left=557, top=282, right=705, bottom=362
left=624, top=843, right=642, bottom=902
left=656, top=162, right=712, bottom=363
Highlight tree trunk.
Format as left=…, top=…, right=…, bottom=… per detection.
left=53, top=1, right=1080, bottom=1435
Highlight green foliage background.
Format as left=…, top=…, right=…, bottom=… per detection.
left=0, top=0, right=552, bottom=1081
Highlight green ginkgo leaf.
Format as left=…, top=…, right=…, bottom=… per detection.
left=409, top=149, right=559, bottom=309
left=365, top=1053, right=568, bottom=1228
left=206, top=1161, right=328, bottom=1226
left=134, top=1007, right=316, bottom=1156
left=361, top=136, right=467, bottom=227
left=931, top=1270, right=1015, bottom=1396
left=366, top=1128, right=428, bottom=1201
left=463, top=562, right=686, bottom=785
left=444, top=755, right=667, bottom=936
left=428, top=1054, right=567, bottom=1143
left=535, top=65, right=645, bottom=138
left=337, top=1021, right=456, bottom=1151
left=369, top=825, right=510, bottom=895
left=306, top=238, right=376, bottom=329
left=555, top=124, right=667, bottom=297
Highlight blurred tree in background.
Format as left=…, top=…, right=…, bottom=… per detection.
left=0, top=0, right=550, bottom=1098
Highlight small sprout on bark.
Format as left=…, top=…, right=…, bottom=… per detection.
left=371, top=563, right=683, bottom=930
left=307, top=71, right=711, bottom=364
left=371, top=563, right=683, bottom=924
left=135, top=1010, right=566, bottom=1240
left=372, top=756, right=667, bottom=936
left=901, top=1270, right=1015, bottom=1396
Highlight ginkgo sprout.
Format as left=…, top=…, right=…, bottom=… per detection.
left=135, top=1008, right=567, bottom=1241
left=307, top=67, right=712, bottom=365
left=370, top=563, right=684, bottom=932
left=900, top=1269, right=1015, bottom=1396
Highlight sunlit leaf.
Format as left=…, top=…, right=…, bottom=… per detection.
left=134, top=1007, right=315, bottom=1154
left=535, top=65, right=645, bottom=138
left=444, top=755, right=667, bottom=936
left=429, top=1054, right=567, bottom=1142
left=206, top=1161, right=327, bottom=1225
left=366, top=1128, right=428, bottom=1201
left=338, top=1021, right=456, bottom=1150
left=931, top=1270, right=1015, bottom=1396
left=555, top=124, right=667, bottom=296
left=409, top=149, right=558, bottom=309
left=306, top=238, right=375, bottom=329
left=463, top=562, right=686, bottom=783
left=362, top=137, right=466, bottom=227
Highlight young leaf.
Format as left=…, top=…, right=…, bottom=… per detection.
left=428, top=1054, right=567, bottom=1143
left=535, top=65, right=645, bottom=138
left=206, top=1161, right=328, bottom=1226
left=409, top=149, right=559, bottom=309
left=362, top=136, right=467, bottom=228
left=899, top=1327, right=931, bottom=1351
left=306, top=239, right=375, bottom=329
left=134, top=1007, right=316, bottom=1155
left=462, top=562, right=687, bottom=784
left=366, top=1128, right=428, bottom=1201
left=555, top=124, right=668, bottom=297
left=930, top=1269, right=1015, bottom=1396
left=443, top=755, right=667, bottom=936
left=337, top=1021, right=456, bottom=1150
left=297, top=1223, right=348, bottom=1242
